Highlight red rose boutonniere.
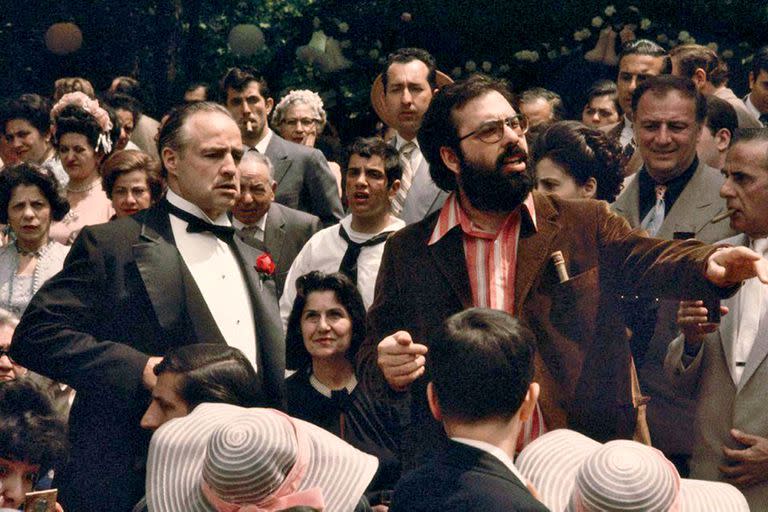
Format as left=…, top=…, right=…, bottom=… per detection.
left=255, top=253, right=276, bottom=280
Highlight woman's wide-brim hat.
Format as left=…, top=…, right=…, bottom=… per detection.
left=516, top=429, right=749, bottom=512
left=146, top=402, right=379, bottom=512
left=370, top=69, right=453, bottom=128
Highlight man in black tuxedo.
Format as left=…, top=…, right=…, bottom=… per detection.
left=221, top=67, right=343, bottom=226
left=232, top=151, right=321, bottom=297
left=10, top=102, right=285, bottom=512
left=391, top=308, right=548, bottom=512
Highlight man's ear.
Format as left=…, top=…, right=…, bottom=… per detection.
left=580, top=177, right=597, bottom=199
left=388, top=178, right=401, bottom=199
left=270, top=181, right=277, bottom=194
left=749, top=71, right=756, bottom=90
left=692, top=68, right=708, bottom=89
left=162, top=146, right=178, bottom=179
left=427, top=382, right=443, bottom=422
left=715, top=128, right=732, bottom=152
left=439, top=146, right=461, bottom=175
left=518, top=382, right=540, bottom=423
left=265, top=97, right=275, bottom=116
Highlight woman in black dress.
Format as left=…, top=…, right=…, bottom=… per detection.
left=285, top=271, right=404, bottom=503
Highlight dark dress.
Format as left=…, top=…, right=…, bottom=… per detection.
left=286, top=368, right=405, bottom=495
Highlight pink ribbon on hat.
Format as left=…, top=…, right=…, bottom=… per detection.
left=200, top=410, right=326, bottom=512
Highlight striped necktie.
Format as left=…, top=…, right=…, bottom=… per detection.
left=392, top=141, right=416, bottom=216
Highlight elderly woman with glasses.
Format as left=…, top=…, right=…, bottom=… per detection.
left=272, top=90, right=341, bottom=195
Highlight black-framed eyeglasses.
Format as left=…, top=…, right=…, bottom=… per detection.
left=283, top=118, right=320, bottom=127
left=0, top=348, right=14, bottom=363
left=458, top=114, right=529, bottom=144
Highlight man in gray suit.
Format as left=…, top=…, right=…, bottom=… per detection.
left=665, top=128, right=768, bottom=510
left=612, top=75, right=737, bottom=473
left=221, top=67, right=342, bottom=226
left=232, top=152, right=321, bottom=297
left=375, top=48, right=447, bottom=224
left=669, top=44, right=761, bottom=130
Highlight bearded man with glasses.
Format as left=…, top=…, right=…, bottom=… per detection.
left=356, top=74, right=768, bottom=471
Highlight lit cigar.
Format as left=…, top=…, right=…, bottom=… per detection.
left=246, top=120, right=253, bottom=133
left=551, top=251, right=569, bottom=283
left=711, top=209, right=736, bottom=223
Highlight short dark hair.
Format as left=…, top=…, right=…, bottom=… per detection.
left=631, top=75, right=706, bottom=123
left=103, top=92, right=142, bottom=126
left=0, top=162, right=70, bottom=223
left=220, top=67, right=271, bottom=101
left=53, top=77, right=95, bottom=102
left=584, top=79, right=622, bottom=116
left=532, top=121, right=624, bottom=202
left=285, top=271, right=366, bottom=370
left=382, top=48, right=437, bottom=91
left=618, top=39, right=671, bottom=74
left=520, top=87, right=565, bottom=121
left=751, top=46, right=768, bottom=78
left=185, top=82, right=210, bottom=100
left=704, top=96, right=738, bottom=137
left=111, top=76, right=141, bottom=99
left=418, top=74, right=517, bottom=192
left=1, top=94, right=51, bottom=136
left=345, top=137, right=402, bottom=186
left=428, top=308, right=535, bottom=422
left=100, top=149, right=165, bottom=201
left=154, top=344, right=263, bottom=410
left=0, top=379, right=68, bottom=474
left=156, top=101, right=234, bottom=177
left=670, top=44, right=729, bottom=87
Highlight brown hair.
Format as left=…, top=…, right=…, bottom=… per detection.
left=100, top=149, right=164, bottom=201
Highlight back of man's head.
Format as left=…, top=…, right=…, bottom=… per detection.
left=705, top=95, right=738, bottom=136
left=428, top=308, right=535, bottom=422
left=670, top=44, right=728, bottom=87
left=154, top=344, right=263, bottom=410
left=519, top=87, right=565, bottom=124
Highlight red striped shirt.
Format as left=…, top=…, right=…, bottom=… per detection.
left=429, top=192, right=544, bottom=451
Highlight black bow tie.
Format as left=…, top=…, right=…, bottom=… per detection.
left=163, top=199, right=235, bottom=243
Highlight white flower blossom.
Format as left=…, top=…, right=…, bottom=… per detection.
left=678, top=30, right=691, bottom=41
left=514, top=50, right=539, bottom=63
left=547, top=50, right=558, bottom=60
left=451, top=67, right=462, bottom=78
left=707, top=42, right=718, bottom=52
left=656, top=33, right=669, bottom=43
left=574, top=28, right=591, bottom=42
left=592, top=16, right=604, bottom=27
left=499, top=64, right=510, bottom=73
left=604, top=5, right=617, bottom=16
left=337, top=22, right=349, bottom=33
left=722, top=49, right=734, bottom=59
left=482, top=61, right=492, bottom=72
left=368, top=48, right=379, bottom=59
left=640, top=18, right=651, bottom=30
left=560, top=46, right=572, bottom=56
left=465, top=60, right=477, bottom=72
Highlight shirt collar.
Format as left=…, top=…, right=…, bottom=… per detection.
left=166, top=189, right=231, bottom=226
left=232, top=211, right=268, bottom=233
left=251, top=127, right=274, bottom=154
left=450, top=437, right=527, bottom=485
left=394, top=132, right=420, bottom=151
left=429, top=192, right=537, bottom=245
left=745, top=95, right=763, bottom=120
left=309, top=373, right=358, bottom=398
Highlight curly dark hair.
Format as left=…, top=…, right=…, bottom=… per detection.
left=0, top=162, right=70, bottom=224
left=285, top=271, right=367, bottom=371
left=0, top=379, right=68, bottom=474
left=53, top=104, right=116, bottom=155
left=532, top=121, right=624, bottom=202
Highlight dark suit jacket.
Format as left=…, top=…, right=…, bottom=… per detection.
left=391, top=441, right=549, bottom=512
left=357, top=192, right=729, bottom=469
left=265, top=133, right=343, bottom=226
left=236, top=202, right=321, bottom=297
left=11, top=201, right=285, bottom=512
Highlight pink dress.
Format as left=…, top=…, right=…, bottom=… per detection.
left=50, top=186, right=115, bottom=245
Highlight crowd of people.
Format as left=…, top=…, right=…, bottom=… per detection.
left=1, top=37, right=768, bottom=511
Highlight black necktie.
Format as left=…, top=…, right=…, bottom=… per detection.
left=331, top=389, right=349, bottom=408
left=163, top=200, right=235, bottom=243
left=760, top=114, right=768, bottom=127
left=338, top=225, right=392, bottom=283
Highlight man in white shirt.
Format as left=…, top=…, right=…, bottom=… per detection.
left=391, top=308, right=547, bottom=512
left=10, top=102, right=285, bottom=512
left=279, top=137, right=404, bottom=332
left=374, top=48, right=448, bottom=224
left=221, top=67, right=342, bottom=226
left=665, top=128, right=768, bottom=510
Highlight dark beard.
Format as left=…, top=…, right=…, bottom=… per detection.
left=457, top=147, right=534, bottom=213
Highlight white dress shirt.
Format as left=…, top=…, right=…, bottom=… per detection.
left=278, top=214, right=405, bottom=329
left=166, top=190, right=258, bottom=370
left=619, top=115, right=634, bottom=148
left=744, top=95, right=762, bottom=122
left=248, top=127, right=274, bottom=154
left=233, top=214, right=268, bottom=243
left=451, top=437, right=528, bottom=486
left=732, top=237, right=768, bottom=383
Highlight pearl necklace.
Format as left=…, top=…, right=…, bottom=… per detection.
left=66, top=179, right=100, bottom=194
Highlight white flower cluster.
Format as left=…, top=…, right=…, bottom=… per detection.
left=592, top=16, right=604, bottom=28
left=573, top=28, right=592, bottom=42
left=514, top=50, right=540, bottom=62
left=678, top=30, right=696, bottom=44
left=640, top=18, right=651, bottom=30
left=604, top=5, right=617, bottom=16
